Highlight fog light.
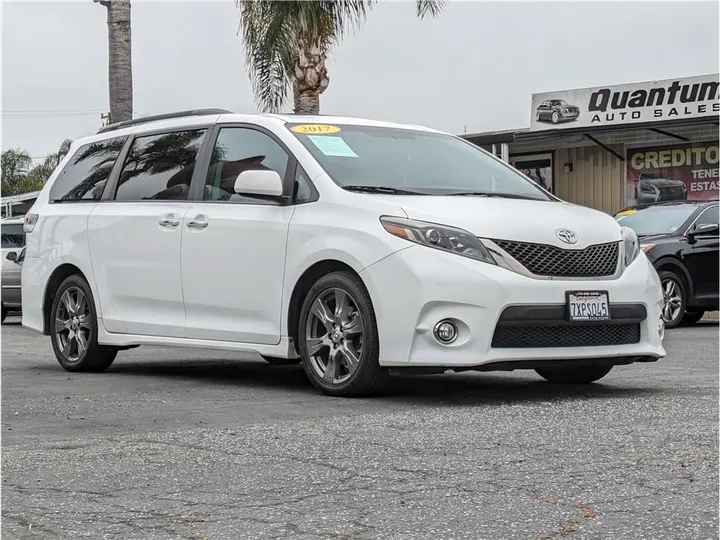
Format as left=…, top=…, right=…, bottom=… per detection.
left=658, top=318, right=665, bottom=339
left=433, top=320, right=458, bottom=344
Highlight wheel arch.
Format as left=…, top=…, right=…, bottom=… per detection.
left=286, top=259, right=369, bottom=351
left=654, top=256, right=694, bottom=299
left=42, top=263, right=91, bottom=335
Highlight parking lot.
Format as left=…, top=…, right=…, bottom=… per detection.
left=1, top=316, right=718, bottom=540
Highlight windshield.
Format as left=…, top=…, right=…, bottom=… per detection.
left=288, top=124, right=552, bottom=200
left=551, top=100, right=568, bottom=106
left=614, top=205, right=698, bottom=235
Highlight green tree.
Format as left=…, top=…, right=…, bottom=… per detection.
left=236, top=0, right=445, bottom=114
left=1, top=149, right=32, bottom=196
left=1, top=139, right=74, bottom=196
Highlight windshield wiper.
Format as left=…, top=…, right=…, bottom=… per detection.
left=343, top=185, right=427, bottom=195
left=447, top=191, right=544, bottom=201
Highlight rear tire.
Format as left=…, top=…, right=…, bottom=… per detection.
left=261, top=355, right=300, bottom=366
left=535, top=365, right=612, bottom=384
left=659, top=270, right=687, bottom=329
left=681, top=310, right=705, bottom=325
left=298, top=271, right=388, bottom=397
left=1, top=305, right=7, bottom=323
left=50, top=274, right=117, bottom=372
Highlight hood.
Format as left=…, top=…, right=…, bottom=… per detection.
left=636, top=232, right=678, bottom=243
left=641, top=177, right=685, bottom=188
left=381, top=196, right=622, bottom=248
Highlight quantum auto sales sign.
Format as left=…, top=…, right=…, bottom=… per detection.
left=531, top=74, right=719, bottom=131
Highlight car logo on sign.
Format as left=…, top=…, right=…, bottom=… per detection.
left=556, top=229, right=578, bottom=244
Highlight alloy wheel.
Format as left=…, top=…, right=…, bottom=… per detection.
left=305, top=288, right=364, bottom=385
left=661, top=278, right=683, bottom=324
left=54, top=286, right=92, bottom=362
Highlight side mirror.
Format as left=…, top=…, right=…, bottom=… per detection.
left=233, top=170, right=284, bottom=198
left=690, top=223, right=719, bottom=238
left=6, top=251, right=17, bottom=262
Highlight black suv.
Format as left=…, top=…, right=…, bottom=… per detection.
left=614, top=200, right=718, bottom=328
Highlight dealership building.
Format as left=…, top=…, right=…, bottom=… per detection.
left=463, top=73, right=719, bottom=215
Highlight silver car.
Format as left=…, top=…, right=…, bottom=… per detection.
left=2, top=217, right=26, bottom=323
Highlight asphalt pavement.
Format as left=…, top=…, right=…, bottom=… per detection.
left=2, top=316, right=718, bottom=540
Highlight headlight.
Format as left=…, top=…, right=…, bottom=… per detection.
left=621, top=226, right=640, bottom=266
left=380, top=216, right=495, bottom=264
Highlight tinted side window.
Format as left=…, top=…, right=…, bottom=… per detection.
left=114, top=130, right=206, bottom=201
left=1, top=223, right=25, bottom=248
left=49, top=137, right=127, bottom=202
left=695, top=206, right=719, bottom=227
left=203, top=127, right=289, bottom=203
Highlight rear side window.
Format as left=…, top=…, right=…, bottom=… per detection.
left=49, top=137, right=127, bottom=202
left=114, top=130, right=206, bottom=201
left=1, top=223, right=25, bottom=248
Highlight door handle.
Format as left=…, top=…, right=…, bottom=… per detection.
left=158, top=215, right=180, bottom=227
left=186, top=217, right=208, bottom=229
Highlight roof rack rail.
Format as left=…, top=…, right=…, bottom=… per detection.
left=96, top=108, right=234, bottom=134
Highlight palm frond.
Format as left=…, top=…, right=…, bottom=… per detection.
left=415, top=0, right=446, bottom=18
left=236, top=0, right=294, bottom=112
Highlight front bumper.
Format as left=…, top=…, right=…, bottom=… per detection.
left=360, top=245, right=666, bottom=368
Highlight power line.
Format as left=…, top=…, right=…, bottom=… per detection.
left=4, top=108, right=107, bottom=113
left=3, top=112, right=107, bottom=119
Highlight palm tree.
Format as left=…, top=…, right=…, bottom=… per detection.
left=94, top=0, right=133, bottom=123
left=235, top=0, right=445, bottom=115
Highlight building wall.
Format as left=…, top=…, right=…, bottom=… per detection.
left=553, top=144, right=625, bottom=215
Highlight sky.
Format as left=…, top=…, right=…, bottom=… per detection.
left=2, top=0, right=719, bottom=162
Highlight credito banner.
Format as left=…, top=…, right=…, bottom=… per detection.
left=626, top=141, right=719, bottom=206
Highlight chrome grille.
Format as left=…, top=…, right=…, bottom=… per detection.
left=493, top=239, right=619, bottom=277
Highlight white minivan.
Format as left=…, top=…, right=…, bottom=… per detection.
left=21, top=109, right=666, bottom=396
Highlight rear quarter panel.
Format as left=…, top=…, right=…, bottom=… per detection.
left=23, top=202, right=111, bottom=332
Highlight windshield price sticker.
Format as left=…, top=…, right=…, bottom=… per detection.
left=290, top=124, right=341, bottom=134
left=567, top=291, right=611, bottom=322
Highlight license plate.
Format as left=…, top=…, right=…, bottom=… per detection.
left=567, top=291, right=610, bottom=321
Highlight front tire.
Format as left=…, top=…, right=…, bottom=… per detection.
left=298, top=271, right=387, bottom=397
left=551, top=111, right=559, bottom=124
left=682, top=310, right=705, bottom=325
left=535, top=365, right=612, bottom=384
left=1, top=305, right=6, bottom=323
left=50, top=275, right=117, bottom=372
left=659, top=270, right=687, bottom=329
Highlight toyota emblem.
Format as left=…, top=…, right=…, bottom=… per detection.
left=556, top=229, right=578, bottom=245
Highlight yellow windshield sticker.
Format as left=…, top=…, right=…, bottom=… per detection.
left=290, top=124, right=341, bottom=134
left=615, top=209, right=637, bottom=216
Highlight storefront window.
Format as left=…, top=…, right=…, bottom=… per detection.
left=510, top=153, right=553, bottom=194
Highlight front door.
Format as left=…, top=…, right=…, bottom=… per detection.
left=181, top=126, right=294, bottom=344
left=687, top=205, right=719, bottom=299
left=87, top=128, right=208, bottom=337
